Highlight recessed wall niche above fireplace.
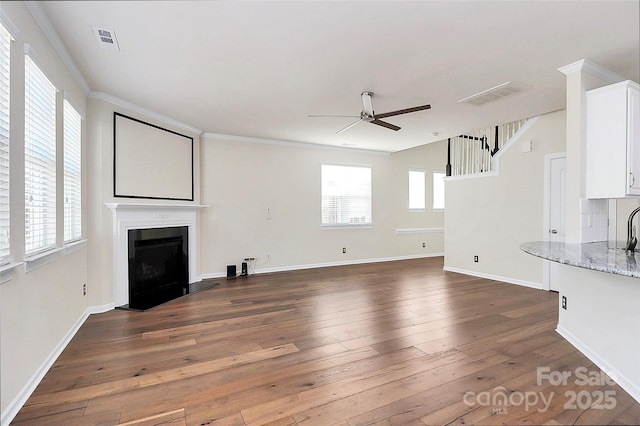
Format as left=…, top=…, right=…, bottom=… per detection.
left=106, top=203, right=207, bottom=308
left=128, top=226, right=188, bottom=310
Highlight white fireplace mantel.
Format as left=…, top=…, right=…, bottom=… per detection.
left=106, top=203, right=208, bottom=307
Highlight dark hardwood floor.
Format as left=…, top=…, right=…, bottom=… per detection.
left=13, top=257, right=640, bottom=425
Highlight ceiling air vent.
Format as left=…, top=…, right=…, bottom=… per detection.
left=458, top=81, right=530, bottom=106
left=93, top=27, right=120, bottom=51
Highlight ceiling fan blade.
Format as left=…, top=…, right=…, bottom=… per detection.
left=337, top=118, right=363, bottom=134
left=374, top=104, right=431, bottom=119
left=371, top=119, right=401, bottom=131
left=308, top=114, right=360, bottom=118
left=361, top=92, right=374, bottom=116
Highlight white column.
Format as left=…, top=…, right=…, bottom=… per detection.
left=558, top=60, right=625, bottom=243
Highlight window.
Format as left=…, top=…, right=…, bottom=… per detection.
left=0, top=24, right=10, bottom=263
left=24, top=54, right=57, bottom=255
left=408, top=170, right=425, bottom=210
left=321, top=164, right=372, bottom=225
left=433, top=172, right=445, bottom=210
left=63, top=100, right=81, bottom=242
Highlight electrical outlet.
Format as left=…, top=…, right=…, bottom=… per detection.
left=83, top=284, right=86, bottom=296
left=422, top=242, right=426, bottom=248
left=474, top=255, right=479, bottom=263
left=342, top=247, right=347, bottom=254
left=562, top=296, right=567, bottom=310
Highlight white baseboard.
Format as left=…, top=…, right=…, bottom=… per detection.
left=1, top=302, right=114, bottom=425
left=556, top=325, right=640, bottom=404
left=2, top=310, right=87, bottom=424
left=86, top=302, right=116, bottom=314
left=442, top=266, right=544, bottom=290
left=199, top=253, right=444, bottom=281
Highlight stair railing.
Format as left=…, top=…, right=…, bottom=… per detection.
left=446, top=118, right=527, bottom=176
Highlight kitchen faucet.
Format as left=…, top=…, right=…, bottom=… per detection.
left=626, top=206, right=640, bottom=252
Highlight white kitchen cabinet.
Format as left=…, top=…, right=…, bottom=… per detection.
left=586, top=80, right=640, bottom=199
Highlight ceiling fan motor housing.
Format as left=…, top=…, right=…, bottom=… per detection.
left=311, top=91, right=431, bottom=134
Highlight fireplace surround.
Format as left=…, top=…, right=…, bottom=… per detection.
left=106, top=203, right=207, bottom=308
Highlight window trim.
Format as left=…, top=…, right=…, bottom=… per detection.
left=0, top=22, right=12, bottom=266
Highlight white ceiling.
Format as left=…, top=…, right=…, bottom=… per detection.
left=39, top=1, right=639, bottom=152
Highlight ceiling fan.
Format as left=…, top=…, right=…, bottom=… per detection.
left=309, top=92, right=431, bottom=134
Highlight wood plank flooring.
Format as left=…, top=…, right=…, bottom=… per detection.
left=13, top=257, right=640, bottom=425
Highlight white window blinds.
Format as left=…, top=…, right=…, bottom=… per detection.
left=24, top=54, right=57, bottom=255
left=321, top=164, right=372, bottom=225
left=63, top=100, right=81, bottom=242
left=408, top=170, right=426, bottom=210
left=0, top=24, right=10, bottom=263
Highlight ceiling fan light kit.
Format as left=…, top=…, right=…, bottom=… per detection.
left=311, top=91, right=431, bottom=134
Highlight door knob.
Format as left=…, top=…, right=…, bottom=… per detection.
left=550, top=229, right=558, bottom=234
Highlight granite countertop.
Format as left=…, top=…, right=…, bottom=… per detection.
left=520, top=241, right=640, bottom=279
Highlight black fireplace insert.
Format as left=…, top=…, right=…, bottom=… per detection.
left=127, top=226, right=189, bottom=310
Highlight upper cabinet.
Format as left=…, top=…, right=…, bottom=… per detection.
left=586, top=80, right=640, bottom=199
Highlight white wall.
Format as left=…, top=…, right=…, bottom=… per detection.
left=555, top=264, right=640, bottom=401
left=555, top=63, right=640, bottom=403
left=444, top=110, right=566, bottom=287
left=0, top=1, right=88, bottom=419
left=84, top=96, right=447, bottom=295
left=85, top=97, right=203, bottom=308
left=198, top=136, right=446, bottom=276
left=2, top=1, right=636, bottom=421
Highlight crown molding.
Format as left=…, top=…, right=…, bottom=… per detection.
left=0, top=8, right=20, bottom=39
left=88, top=91, right=203, bottom=136
left=24, top=1, right=91, bottom=95
left=558, top=59, right=627, bottom=83
left=201, top=132, right=391, bottom=156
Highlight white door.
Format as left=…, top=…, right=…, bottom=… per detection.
left=549, top=157, right=566, bottom=242
left=545, top=155, right=566, bottom=291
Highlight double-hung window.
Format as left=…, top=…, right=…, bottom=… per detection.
left=63, top=100, right=81, bottom=242
left=0, top=23, right=11, bottom=263
left=321, top=164, right=372, bottom=226
left=24, top=54, right=57, bottom=256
